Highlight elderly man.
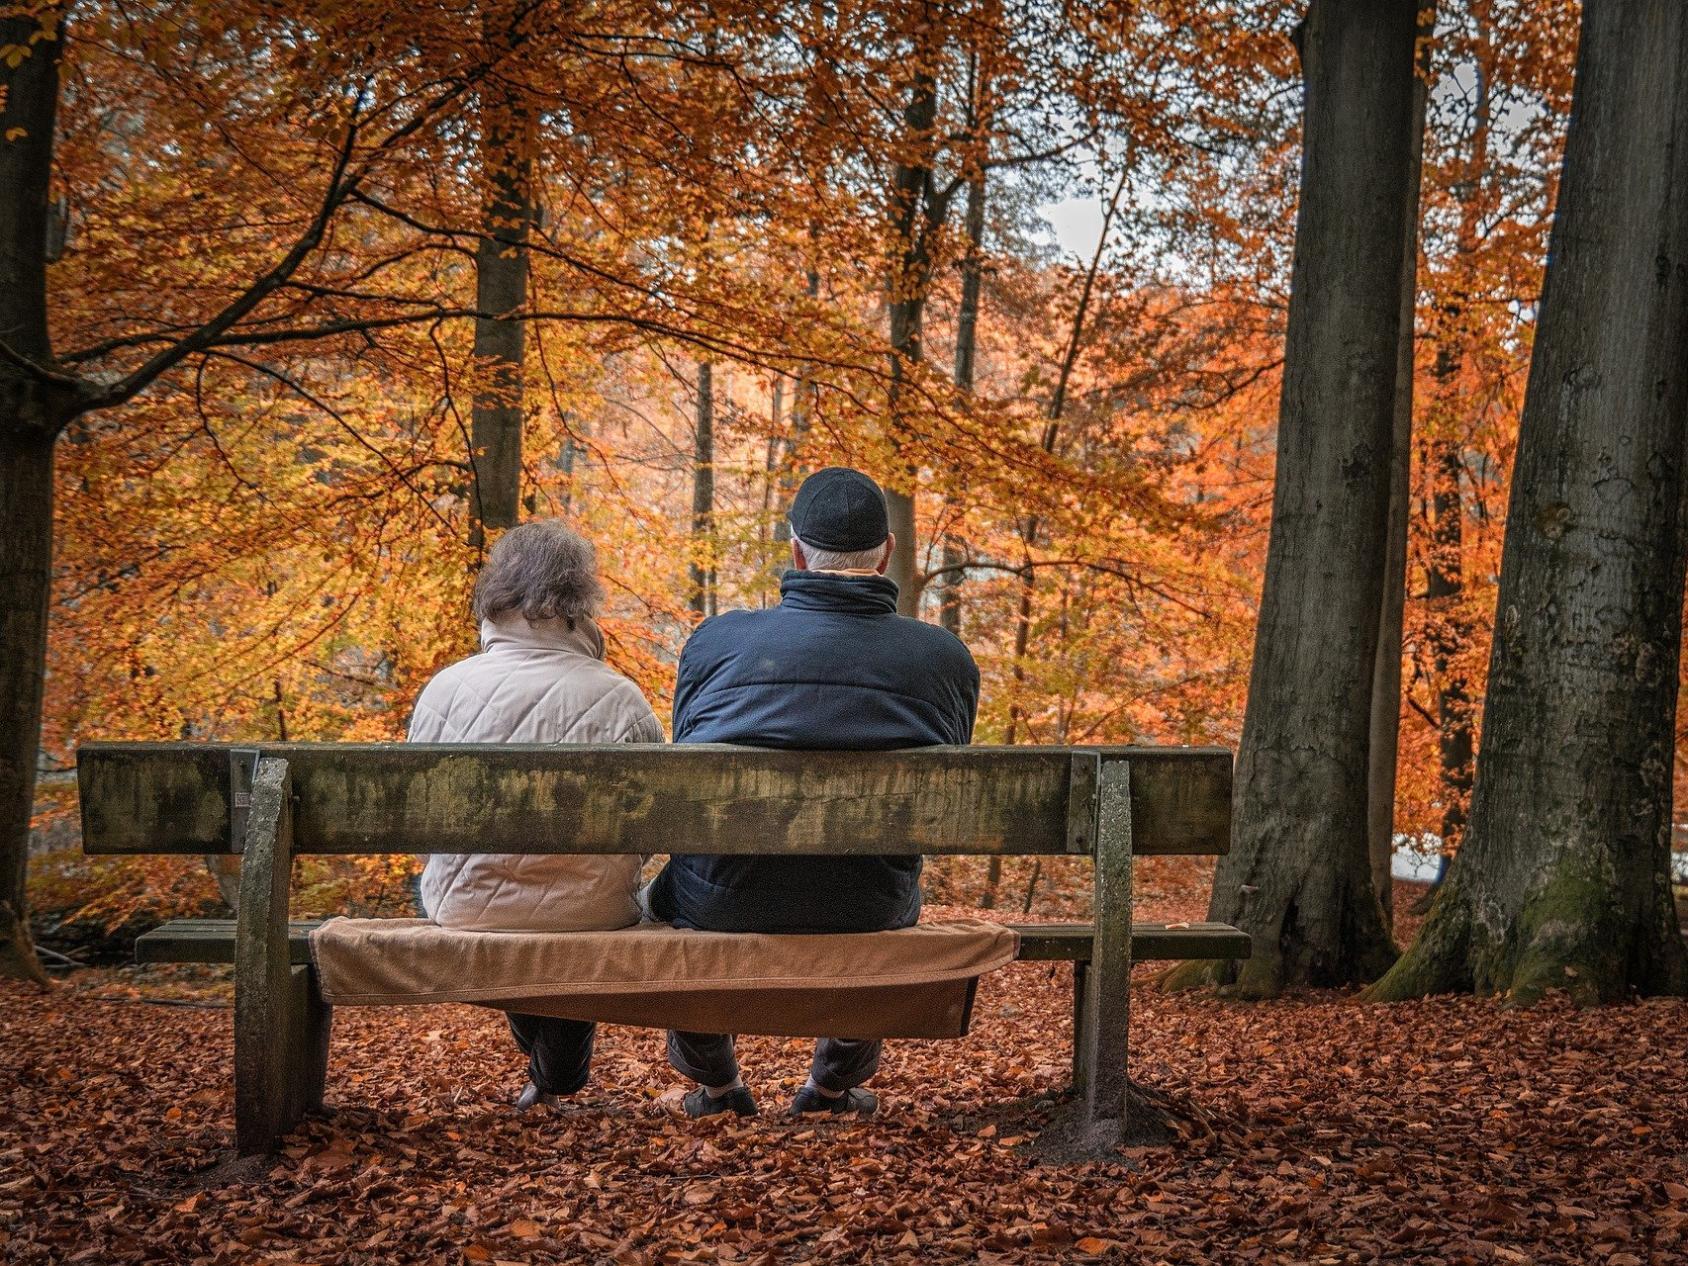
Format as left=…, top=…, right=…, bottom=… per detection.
left=646, top=467, right=980, bottom=1118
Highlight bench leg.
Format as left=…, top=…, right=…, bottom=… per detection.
left=1071, top=961, right=1091, bottom=1093
left=1077, top=761, right=1133, bottom=1143
left=235, top=757, right=310, bottom=1156
left=285, top=966, right=332, bottom=1122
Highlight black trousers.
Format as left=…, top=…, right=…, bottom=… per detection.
left=507, top=1013, right=595, bottom=1095
left=667, top=1030, right=880, bottom=1093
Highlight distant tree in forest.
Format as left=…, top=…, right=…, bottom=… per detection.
left=1368, top=0, right=1688, bottom=1004
left=467, top=3, right=538, bottom=547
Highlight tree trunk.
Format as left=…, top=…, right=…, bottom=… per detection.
left=941, top=169, right=986, bottom=640
left=1167, top=0, right=1419, bottom=997
left=0, top=9, right=67, bottom=985
left=0, top=426, right=57, bottom=986
left=468, top=74, right=533, bottom=546
left=884, top=22, right=940, bottom=617
left=558, top=421, right=582, bottom=516
left=1368, top=0, right=1688, bottom=1004
left=689, top=361, right=715, bottom=618
left=772, top=267, right=819, bottom=578
left=1368, top=0, right=1436, bottom=931
left=1425, top=436, right=1472, bottom=883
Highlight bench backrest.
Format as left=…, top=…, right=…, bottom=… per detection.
left=77, top=742, right=1231, bottom=858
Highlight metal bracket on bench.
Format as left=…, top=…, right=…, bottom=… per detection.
left=1066, top=751, right=1101, bottom=854
left=228, top=747, right=262, bottom=854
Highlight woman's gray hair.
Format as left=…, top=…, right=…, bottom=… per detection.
left=472, top=520, right=606, bottom=624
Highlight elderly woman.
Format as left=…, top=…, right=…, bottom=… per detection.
left=410, top=520, right=662, bottom=1113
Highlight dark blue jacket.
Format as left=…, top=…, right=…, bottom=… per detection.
left=647, top=570, right=979, bottom=933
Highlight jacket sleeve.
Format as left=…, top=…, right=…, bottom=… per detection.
left=405, top=683, right=446, bottom=742
left=954, top=643, right=982, bottom=744
left=670, top=623, right=712, bottom=741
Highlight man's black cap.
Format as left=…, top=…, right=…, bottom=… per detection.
left=788, top=467, right=890, bottom=553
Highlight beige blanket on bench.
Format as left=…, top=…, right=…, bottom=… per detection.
left=309, top=918, right=1020, bottom=1039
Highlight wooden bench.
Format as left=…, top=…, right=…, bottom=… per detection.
left=78, top=742, right=1247, bottom=1154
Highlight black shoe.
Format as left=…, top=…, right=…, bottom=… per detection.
left=789, top=1086, right=877, bottom=1118
left=683, top=1085, right=758, bottom=1118
left=515, top=1081, right=562, bottom=1115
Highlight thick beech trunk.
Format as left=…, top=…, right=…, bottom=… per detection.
left=0, top=11, right=67, bottom=984
left=1369, top=0, right=1688, bottom=1004
left=689, top=361, right=715, bottom=618
left=1368, top=1, right=1435, bottom=929
left=1169, top=0, right=1419, bottom=996
left=469, top=88, right=533, bottom=545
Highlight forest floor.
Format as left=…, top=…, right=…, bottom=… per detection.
left=3, top=870, right=1686, bottom=1266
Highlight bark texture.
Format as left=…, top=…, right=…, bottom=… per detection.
left=771, top=268, right=819, bottom=570
left=1425, top=437, right=1472, bottom=876
left=0, top=428, right=57, bottom=986
left=689, top=361, right=715, bottom=618
left=0, top=11, right=68, bottom=985
left=883, top=15, right=941, bottom=616
left=940, top=169, right=986, bottom=640
left=1168, top=0, right=1419, bottom=996
left=1369, top=0, right=1688, bottom=1005
left=468, top=76, right=533, bottom=544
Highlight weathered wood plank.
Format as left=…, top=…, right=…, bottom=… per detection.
left=135, top=918, right=1250, bottom=967
left=137, top=920, right=321, bottom=965
left=78, top=742, right=1231, bottom=859
left=1013, top=922, right=1250, bottom=962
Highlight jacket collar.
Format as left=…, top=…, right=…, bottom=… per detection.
left=479, top=611, right=606, bottom=659
left=778, top=568, right=900, bottom=615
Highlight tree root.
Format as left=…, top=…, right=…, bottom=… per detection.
left=0, top=902, right=53, bottom=988
left=1156, top=946, right=1286, bottom=1000
left=1364, top=868, right=1688, bottom=1005
left=1153, top=957, right=1234, bottom=994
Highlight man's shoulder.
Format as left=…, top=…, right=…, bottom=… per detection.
left=887, top=615, right=978, bottom=674
left=683, top=608, right=767, bottom=653
left=692, top=607, right=766, bottom=635
left=678, top=608, right=776, bottom=680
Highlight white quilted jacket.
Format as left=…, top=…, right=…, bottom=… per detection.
left=412, top=612, right=664, bottom=932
